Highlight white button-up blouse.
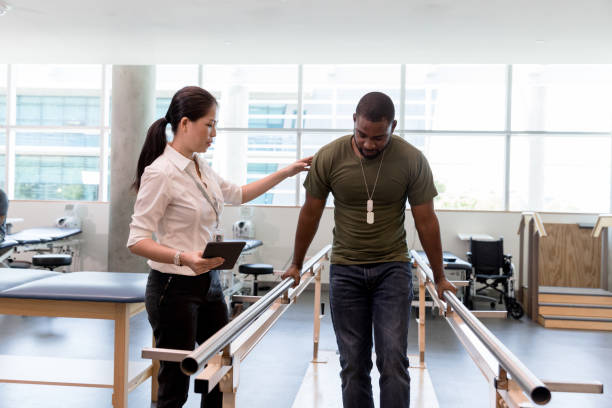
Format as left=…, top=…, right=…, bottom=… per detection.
left=127, top=144, right=242, bottom=276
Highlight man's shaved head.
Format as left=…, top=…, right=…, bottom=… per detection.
left=355, top=92, right=395, bottom=123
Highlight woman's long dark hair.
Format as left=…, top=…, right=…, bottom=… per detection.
left=132, top=86, right=217, bottom=190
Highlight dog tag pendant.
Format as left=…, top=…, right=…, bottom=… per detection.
left=367, top=211, right=374, bottom=224
left=367, top=199, right=373, bottom=212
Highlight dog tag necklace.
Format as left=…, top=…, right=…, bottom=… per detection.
left=358, top=149, right=386, bottom=224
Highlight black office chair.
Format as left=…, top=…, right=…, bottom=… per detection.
left=32, top=253, right=72, bottom=271
left=466, top=238, right=524, bottom=319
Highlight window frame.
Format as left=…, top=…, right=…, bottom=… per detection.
left=0, top=64, right=609, bottom=213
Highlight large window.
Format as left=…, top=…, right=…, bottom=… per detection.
left=404, top=65, right=506, bottom=131
left=0, top=65, right=7, bottom=190
left=508, top=65, right=612, bottom=213
left=512, top=65, right=612, bottom=132
left=155, top=65, right=199, bottom=120
left=0, top=131, right=4, bottom=189
left=15, top=155, right=99, bottom=201
left=0, top=64, right=6, bottom=125
left=200, top=66, right=300, bottom=203
left=406, top=134, right=506, bottom=210
left=302, top=65, right=401, bottom=129
left=0, top=99, right=5, bottom=125
left=1, top=64, right=610, bottom=213
left=509, top=135, right=611, bottom=212
left=7, top=65, right=103, bottom=201
left=16, top=131, right=99, bottom=147
left=16, top=95, right=100, bottom=126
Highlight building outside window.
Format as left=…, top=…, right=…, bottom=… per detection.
left=0, top=63, right=610, bottom=213
left=9, top=64, right=102, bottom=201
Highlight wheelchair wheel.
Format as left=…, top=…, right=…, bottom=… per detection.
left=506, top=299, right=524, bottom=320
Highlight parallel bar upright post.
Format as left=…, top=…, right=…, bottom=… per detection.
left=312, top=264, right=322, bottom=362
left=418, top=270, right=426, bottom=365
left=527, top=219, right=535, bottom=320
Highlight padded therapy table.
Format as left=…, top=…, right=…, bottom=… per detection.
left=0, top=227, right=83, bottom=268
left=0, top=269, right=156, bottom=408
left=6, top=227, right=82, bottom=245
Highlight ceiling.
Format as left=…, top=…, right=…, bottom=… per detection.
left=1, top=0, right=612, bottom=63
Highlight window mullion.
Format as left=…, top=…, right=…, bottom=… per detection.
left=296, top=64, right=304, bottom=206
left=99, top=64, right=107, bottom=201
left=399, top=64, right=406, bottom=132
left=504, top=65, right=513, bottom=211
left=6, top=64, right=15, bottom=199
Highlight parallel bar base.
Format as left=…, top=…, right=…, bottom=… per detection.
left=291, top=351, right=438, bottom=408
left=0, top=355, right=151, bottom=389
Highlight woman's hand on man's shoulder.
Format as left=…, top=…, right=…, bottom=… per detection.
left=284, top=156, right=313, bottom=177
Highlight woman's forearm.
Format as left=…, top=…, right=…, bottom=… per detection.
left=241, top=167, right=289, bottom=203
left=129, top=238, right=177, bottom=265
left=240, top=157, right=311, bottom=204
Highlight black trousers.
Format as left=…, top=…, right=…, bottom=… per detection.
left=145, top=269, right=229, bottom=408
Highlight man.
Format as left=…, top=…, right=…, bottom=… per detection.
left=0, top=188, right=7, bottom=242
left=282, top=92, right=456, bottom=408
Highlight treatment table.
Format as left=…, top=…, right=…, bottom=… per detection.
left=0, top=239, right=262, bottom=407
left=0, top=269, right=154, bottom=408
left=0, top=227, right=82, bottom=268
left=413, top=250, right=472, bottom=307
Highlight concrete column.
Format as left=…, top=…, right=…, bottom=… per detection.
left=108, top=66, right=155, bottom=272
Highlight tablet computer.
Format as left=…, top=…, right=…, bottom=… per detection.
left=202, top=241, right=247, bottom=270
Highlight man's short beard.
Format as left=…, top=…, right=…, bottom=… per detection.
left=353, top=135, right=389, bottom=160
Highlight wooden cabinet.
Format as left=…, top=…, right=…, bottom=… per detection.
left=538, top=223, right=601, bottom=288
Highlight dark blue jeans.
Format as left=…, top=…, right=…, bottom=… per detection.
left=329, top=262, right=413, bottom=408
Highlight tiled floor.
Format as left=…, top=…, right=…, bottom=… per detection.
left=0, top=291, right=610, bottom=407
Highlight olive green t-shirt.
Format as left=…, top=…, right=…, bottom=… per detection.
left=304, top=134, right=437, bottom=265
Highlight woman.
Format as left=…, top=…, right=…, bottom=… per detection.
left=127, top=86, right=311, bottom=408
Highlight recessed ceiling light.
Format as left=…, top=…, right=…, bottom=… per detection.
left=535, top=40, right=545, bottom=44
left=0, top=1, right=11, bottom=16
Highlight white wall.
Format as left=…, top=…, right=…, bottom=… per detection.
left=221, top=206, right=604, bottom=287
left=8, top=201, right=608, bottom=289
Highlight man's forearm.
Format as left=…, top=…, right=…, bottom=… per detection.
left=415, top=215, right=445, bottom=283
left=291, top=205, right=323, bottom=268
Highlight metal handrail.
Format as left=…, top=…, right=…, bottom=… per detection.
left=410, top=250, right=551, bottom=405
left=181, top=245, right=331, bottom=375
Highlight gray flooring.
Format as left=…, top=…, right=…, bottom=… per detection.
left=0, top=291, right=610, bottom=407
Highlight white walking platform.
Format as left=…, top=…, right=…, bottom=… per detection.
left=291, top=351, right=439, bottom=408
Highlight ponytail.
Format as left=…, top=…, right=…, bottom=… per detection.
left=132, top=118, right=168, bottom=190
left=132, top=86, right=217, bottom=191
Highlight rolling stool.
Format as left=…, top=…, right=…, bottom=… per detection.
left=231, top=263, right=274, bottom=318
left=32, top=254, right=72, bottom=272
left=238, top=263, right=273, bottom=296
